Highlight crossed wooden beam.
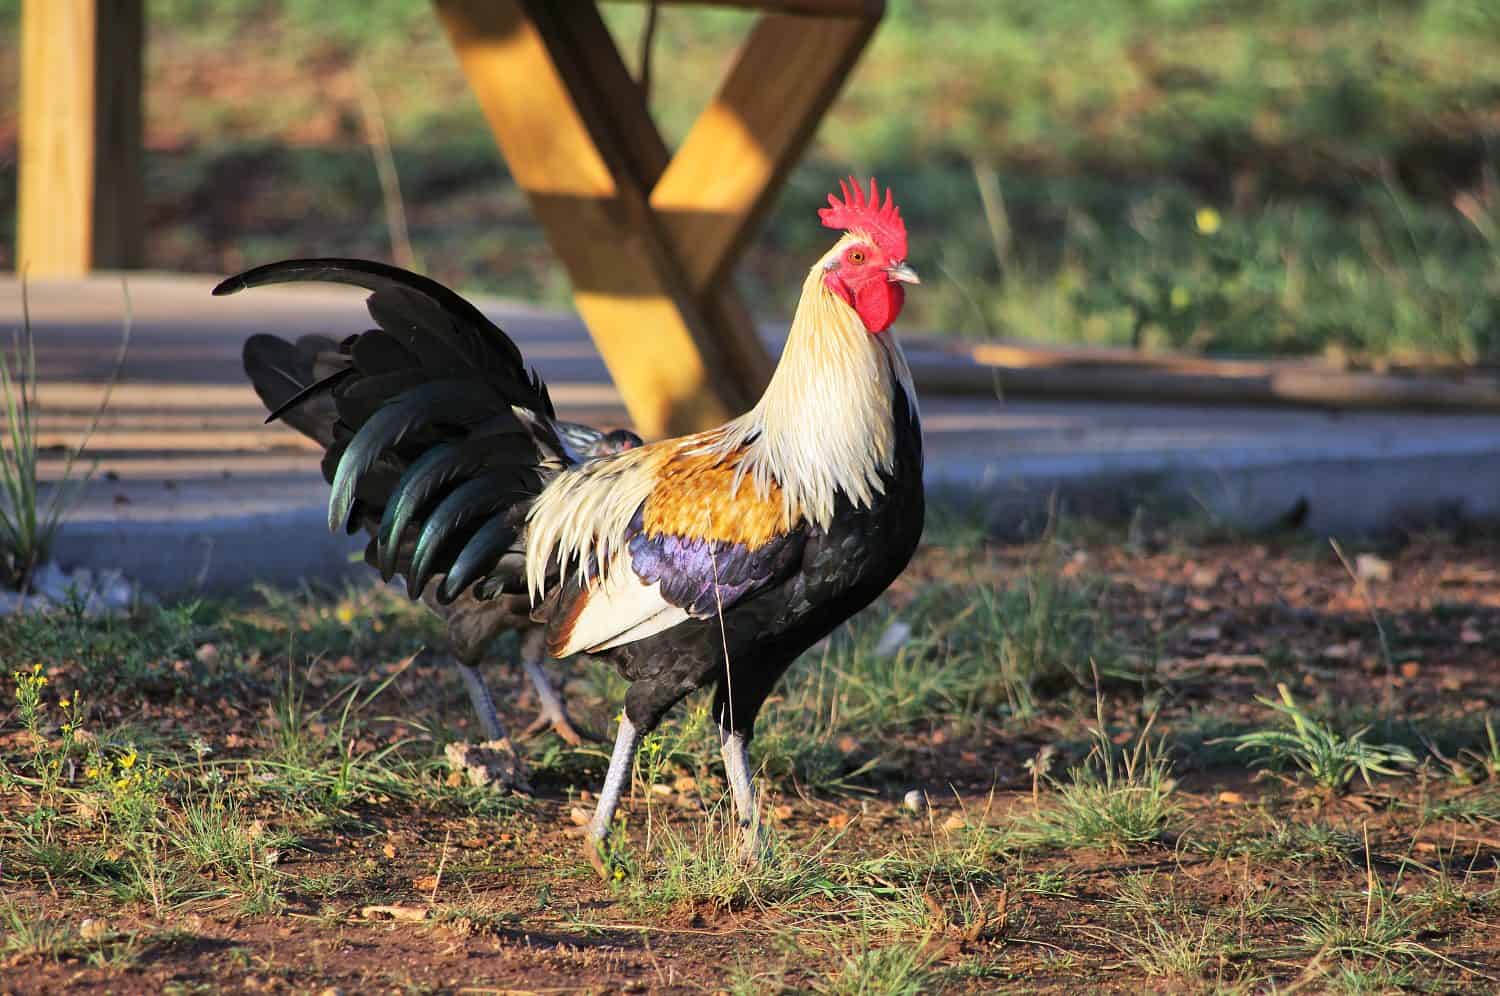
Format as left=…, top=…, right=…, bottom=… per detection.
left=15, top=0, right=880, bottom=438
left=434, top=0, right=884, bottom=436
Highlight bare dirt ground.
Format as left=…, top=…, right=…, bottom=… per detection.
left=4, top=523, right=1500, bottom=993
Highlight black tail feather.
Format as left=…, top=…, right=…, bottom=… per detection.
left=229, top=258, right=561, bottom=602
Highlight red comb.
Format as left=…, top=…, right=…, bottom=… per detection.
left=818, top=176, right=907, bottom=260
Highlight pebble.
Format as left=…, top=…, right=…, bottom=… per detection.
left=2, top=561, right=146, bottom=617
left=1355, top=553, right=1393, bottom=583
left=902, top=789, right=926, bottom=814
left=874, top=620, right=912, bottom=657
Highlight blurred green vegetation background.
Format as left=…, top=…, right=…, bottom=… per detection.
left=1, top=0, right=1498, bottom=363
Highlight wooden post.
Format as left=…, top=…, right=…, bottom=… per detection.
left=434, top=0, right=881, bottom=436
left=18, top=0, right=145, bottom=276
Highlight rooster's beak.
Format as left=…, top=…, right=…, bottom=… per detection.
left=886, top=262, right=920, bottom=285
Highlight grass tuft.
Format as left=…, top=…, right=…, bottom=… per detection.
left=1017, top=705, right=1178, bottom=852
left=0, top=282, right=129, bottom=591
left=815, top=939, right=936, bottom=996
left=1222, top=684, right=1418, bottom=794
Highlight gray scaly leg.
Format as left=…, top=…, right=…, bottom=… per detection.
left=517, top=629, right=597, bottom=746
left=584, top=714, right=643, bottom=878
left=447, top=655, right=530, bottom=795
left=455, top=658, right=507, bottom=742
left=720, top=726, right=767, bottom=864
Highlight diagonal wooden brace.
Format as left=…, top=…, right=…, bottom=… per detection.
left=434, top=0, right=882, bottom=437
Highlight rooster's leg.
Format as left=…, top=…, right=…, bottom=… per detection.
left=516, top=630, right=597, bottom=746
left=455, top=658, right=507, bottom=742
left=584, top=713, right=644, bottom=878
left=720, top=726, right=767, bottom=864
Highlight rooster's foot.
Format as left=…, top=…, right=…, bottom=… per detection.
left=518, top=708, right=599, bottom=747
left=583, top=833, right=610, bottom=880
left=735, top=823, right=770, bottom=867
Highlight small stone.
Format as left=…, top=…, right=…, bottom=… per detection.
left=569, top=806, right=591, bottom=827
left=902, top=789, right=926, bottom=814
left=1187, top=625, right=1221, bottom=643
left=1355, top=553, right=1392, bottom=583
left=941, top=813, right=966, bottom=833
left=1217, top=791, right=1244, bottom=805
left=31, top=562, right=69, bottom=602
left=195, top=643, right=220, bottom=667
left=78, top=918, right=108, bottom=940
left=443, top=739, right=531, bottom=793
left=359, top=905, right=429, bottom=922
left=1189, top=567, right=1219, bottom=589
left=874, top=620, right=912, bottom=657
left=649, top=783, right=674, bottom=799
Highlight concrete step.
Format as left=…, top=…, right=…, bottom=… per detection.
left=9, top=273, right=1500, bottom=595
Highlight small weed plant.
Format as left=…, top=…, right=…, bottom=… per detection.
left=1223, top=684, right=1417, bottom=793
left=0, top=284, right=129, bottom=591
left=1018, top=704, right=1179, bottom=852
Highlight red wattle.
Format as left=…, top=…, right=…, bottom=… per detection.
left=854, top=281, right=904, bottom=334
left=824, top=271, right=905, bottom=333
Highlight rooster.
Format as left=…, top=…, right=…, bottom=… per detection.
left=218, top=178, right=924, bottom=871
left=241, top=331, right=640, bottom=748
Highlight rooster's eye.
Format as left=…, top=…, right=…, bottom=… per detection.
left=848, top=250, right=866, bottom=264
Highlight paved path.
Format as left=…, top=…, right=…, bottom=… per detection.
left=8, top=273, right=1500, bottom=594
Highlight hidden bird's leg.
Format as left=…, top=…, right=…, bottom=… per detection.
left=516, top=630, right=597, bottom=746
left=446, top=649, right=530, bottom=795
left=720, top=726, right=767, bottom=864
left=584, top=713, right=644, bottom=878
left=455, top=657, right=507, bottom=742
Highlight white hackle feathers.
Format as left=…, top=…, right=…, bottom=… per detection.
left=524, top=233, right=918, bottom=603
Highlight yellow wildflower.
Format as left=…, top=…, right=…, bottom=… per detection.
left=335, top=605, right=356, bottom=625
left=1195, top=207, right=1222, bottom=235
left=32, top=663, right=42, bottom=674
left=86, top=766, right=100, bottom=779
left=59, top=697, right=71, bottom=708
left=119, top=749, right=138, bottom=770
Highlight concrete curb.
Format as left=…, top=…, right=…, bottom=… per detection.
left=17, top=273, right=1500, bottom=597
left=50, top=505, right=367, bottom=597
left=49, top=436, right=1500, bottom=597
left=932, top=443, right=1500, bottom=539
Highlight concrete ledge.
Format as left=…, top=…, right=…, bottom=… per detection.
left=17, top=273, right=1500, bottom=596
left=49, top=429, right=1500, bottom=597
left=49, top=504, right=367, bottom=596
left=935, top=445, right=1500, bottom=540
